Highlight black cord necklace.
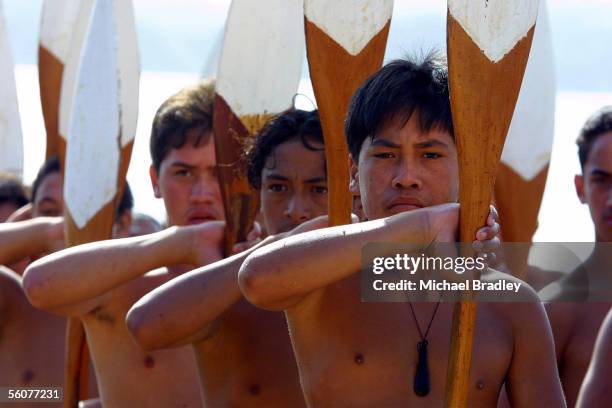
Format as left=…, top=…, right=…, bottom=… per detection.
left=409, top=301, right=441, bottom=397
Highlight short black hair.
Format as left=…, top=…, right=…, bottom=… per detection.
left=577, top=106, right=612, bottom=168
left=0, top=173, right=30, bottom=208
left=247, top=109, right=324, bottom=189
left=150, top=80, right=215, bottom=173
left=31, top=155, right=61, bottom=203
left=116, top=183, right=134, bottom=218
left=345, top=51, right=453, bottom=159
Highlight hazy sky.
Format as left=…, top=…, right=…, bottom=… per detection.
left=3, top=0, right=612, bottom=91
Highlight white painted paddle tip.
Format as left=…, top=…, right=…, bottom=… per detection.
left=0, top=0, right=23, bottom=175
left=448, top=0, right=539, bottom=63
left=305, top=0, right=393, bottom=56
left=217, top=0, right=303, bottom=117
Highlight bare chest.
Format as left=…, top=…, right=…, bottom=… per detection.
left=193, top=298, right=305, bottom=408
left=287, top=277, right=512, bottom=407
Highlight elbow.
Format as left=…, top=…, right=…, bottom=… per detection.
left=22, top=263, right=54, bottom=310
left=238, top=254, right=281, bottom=310
left=126, top=304, right=166, bottom=352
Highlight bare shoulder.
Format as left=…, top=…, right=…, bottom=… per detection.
left=480, top=269, right=547, bottom=327
left=539, top=265, right=589, bottom=302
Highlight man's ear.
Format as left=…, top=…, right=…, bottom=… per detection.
left=150, top=165, right=161, bottom=198
left=113, top=210, right=133, bottom=238
left=575, top=174, right=586, bottom=204
left=349, top=154, right=360, bottom=196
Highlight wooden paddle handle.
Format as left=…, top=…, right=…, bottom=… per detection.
left=213, top=94, right=260, bottom=256
left=64, top=318, right=87, bottom=408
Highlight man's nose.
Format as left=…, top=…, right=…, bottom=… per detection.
left=391, top=159, right=422, bottom=190
left=284, top=193, right=310, bottom=222
left=191, top=178, right=216, bottom=203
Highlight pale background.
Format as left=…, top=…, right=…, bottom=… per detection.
left=3, top=0, right=611, bottom=243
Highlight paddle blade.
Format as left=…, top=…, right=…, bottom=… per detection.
left=495, top=0, right=555, bottom=278
left=0, top=1, right=23, bottom=176
left=38, top=0, right=81, bottom=159
left=304, top=0, right=393, bottom=226
left=214, top=0, right=304, bottom=254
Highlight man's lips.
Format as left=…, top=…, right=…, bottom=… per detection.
left=187, top=209, right=219, bottom=224
left=387, top=197, right=424, bottom=212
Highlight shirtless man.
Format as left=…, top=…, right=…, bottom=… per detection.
left=576, top=308, right=612, bottom=407
left=542, top=106, right=612, bottom=406
left=0, top=156, right=131, bottom=407
left=127, top=105, right=502, bottom=408
left=126, top=110, right=326, bottom=407
left=23, top=82, right=231, bottom=407
left=239, top=54, right=565, bottom=407
left=0, top=173, right=29, bottom=223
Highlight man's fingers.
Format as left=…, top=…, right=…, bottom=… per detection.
left=488, top=205, right=499, bottom=226
left=246, top=221, right=262, bottom=241
left=475, top=223, right=499, bottom=241
left=472, top=236, right=500, bottom=252
left=232, top=237, right=262, bottom=254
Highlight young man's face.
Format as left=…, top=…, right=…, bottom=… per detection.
left=350, top=114, right=458, bottom=220
left=150, top=130, right=224, bottom=227
left=32, top=172, right=64, bottom=218
left=260, top=139, right=328, bottom=234
left=575, top=132, right=612, bottom=242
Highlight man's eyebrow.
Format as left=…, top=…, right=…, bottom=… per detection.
left=304, top=177, right=327, bottom=184
left=589, top=168, right=610, bottom=177
left=38, top=197, right=58, bottom=205
left=414, top=139, right=449, bottom=149
left=263, top=174, right=290, bottom=182
left=370, top=138, right=400, bottom=148
left=169, top=161, right=196, bottom=170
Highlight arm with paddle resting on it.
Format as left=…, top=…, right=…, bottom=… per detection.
left=0, top=217, right=64, bottom=265
left=239, top=204, right=499, bottom=311
left=23, top=222, right=259, bottom=318
left=127, top=216, right=330, bottom=351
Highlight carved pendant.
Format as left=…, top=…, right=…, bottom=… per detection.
left=414, top=340, right=430, bottom=397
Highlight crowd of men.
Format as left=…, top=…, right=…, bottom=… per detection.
left=1, top=52, right=610, bottom=407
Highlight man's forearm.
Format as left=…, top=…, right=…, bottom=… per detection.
left=23, top=227, right=193, bottom=310
left=0, top=219, right=56, bottom=265
left=127, top=235, right=278, bottom=350
left=239, top=209, right=430, bottom=310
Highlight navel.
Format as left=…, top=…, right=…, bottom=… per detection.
left=21, top=369, right=34, bottom=384
left=143, top=355, right=155, bottom=369
left=248, top=384, right=261, bottom=396
left=354, top=353, right=365, bottom=365
left=476, top=380, right=485, bottom=390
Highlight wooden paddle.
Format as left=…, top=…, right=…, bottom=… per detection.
left=304, top=0, right=393, bottom=227
left=38, top=0, right=81, bottom=160
left=0, top=0, right=23, bottom=176
left=58, top=1, right=139, bottom=406
left=444, top=2, right=539, bottom=407
left=214, top=0, right=304, bottom=255
left=495, top=0, right=555, bottom=279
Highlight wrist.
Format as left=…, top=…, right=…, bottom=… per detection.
left=149, top=226, right=193, bottom=266
left=387, top=208, right=432, bottom=244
